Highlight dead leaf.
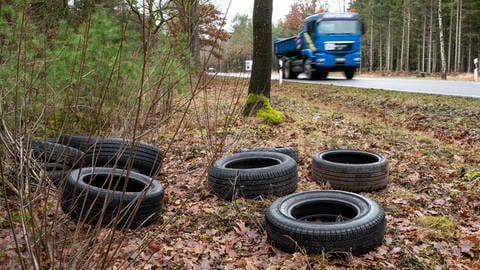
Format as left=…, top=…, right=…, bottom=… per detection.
left=459, top=236, right=478, bottom=257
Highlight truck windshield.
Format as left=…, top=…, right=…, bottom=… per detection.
left=317, top=20, right=359, bottom=35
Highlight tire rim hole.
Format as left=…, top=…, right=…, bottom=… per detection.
left=323, top=152, right=379, bottom=164
left=86, top=174, right=146, bottom=192
left=291, top=201, right=358, bottom=223
left=225, top=158, right=280, bottom=169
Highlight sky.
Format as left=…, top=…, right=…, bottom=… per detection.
left=213, top=0, right=351, bottom=30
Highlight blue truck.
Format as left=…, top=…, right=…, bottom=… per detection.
left=274, top=12, right=363, bottom=80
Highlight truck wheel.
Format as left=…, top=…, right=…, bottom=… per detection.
left=318, top=72, right=328, bottom=80
left=265, top=190, right=386, bottom=255
left=345, top=69, right=355, bottom=79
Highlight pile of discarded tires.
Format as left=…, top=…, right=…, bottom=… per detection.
left=30, top=135, right=164, bottom=229
left=208, top=147, right=388, bottom=255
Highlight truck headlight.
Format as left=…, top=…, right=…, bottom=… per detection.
left=354, top=58, right=361, bottom=62
left=317, top=58, right=325, bottom=63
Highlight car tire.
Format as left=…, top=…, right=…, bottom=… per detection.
left=208, top=152, right=298, bottom=200
left=83, top=138, right=163, bottom=176
left=61, top=167, right=164, bottom=229
left=57, top=134, right=99, bottom=152
left=43, top=162, right=70, bottom=186
left=311, top=149, right=388, bottom=192
left=265, top=190, right=386, bottom=255
left=30, top=140, right=85, bottom=167
left=233, top=146, right=299, bottom=162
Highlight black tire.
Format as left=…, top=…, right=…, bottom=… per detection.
left=233, top=146, right=299, bottom=162
left=61, top=167, right=164, bottom=229
left=311, top=149, right=388, bottom=192
left=265, top=190, right=386, bottom=255
left=57, top=134, right=99, bottom=152
left=83, top=138, right=163, bottom=176
left=30, top=140, right=85, bottom=167
left=318, top=71, right=328, bottom=80
left=345, top=69, right=355, bottom=79
left=43, top=162, right=71, bottom=186
left=208, top=152, right=298, bottom=200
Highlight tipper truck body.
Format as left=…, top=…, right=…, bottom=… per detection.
left=274, top=12, right=362, bottom=80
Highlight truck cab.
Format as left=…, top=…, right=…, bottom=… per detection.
left=274, top=12, right=362, bottom=80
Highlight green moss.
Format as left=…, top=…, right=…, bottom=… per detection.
left=243, top=94, right=284, bottom=125
left=418, top=216, right=455, bottom=239
left=462, top=169, right=480, bottom=182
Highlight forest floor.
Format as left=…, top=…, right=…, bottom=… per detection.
left=133, top=78, right=480, bottom=269
left=1, top=77, right=480, bottom=269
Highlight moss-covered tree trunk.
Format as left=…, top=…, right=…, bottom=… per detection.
left=244, top=0, right=272, bottom=116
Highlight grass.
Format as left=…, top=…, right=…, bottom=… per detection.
left=418, top=216, right=456, bottom=240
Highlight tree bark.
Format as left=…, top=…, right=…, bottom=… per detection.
left=405, top=0, right=411, bottom=71
left=422, top=5, right=426, bottom=72
left=438, top=0, right=447, bottom=80
left=386, top=10, right=391, bottom=71
left=447, top=6, right=453, bottom=72
left=454, top=0, right=462, bottom=72
left=427, top=0, right=433, bottom=73
left=246, top=0, right=272, bottom=113
left=400, top=1, right=406, bottom=71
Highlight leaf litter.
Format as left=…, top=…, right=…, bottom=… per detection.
left=1, top=79, right=479, bottom=268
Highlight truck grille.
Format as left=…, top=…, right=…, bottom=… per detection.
left=324, top=42, right=354, bottom=52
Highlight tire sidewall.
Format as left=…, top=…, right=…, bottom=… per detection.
left=62, top=167, right=163, bottom=227
left=268, top=190, right=381, bottom=232
left=313, top=149, right=387, bottom=173
left=209, top=152, right=296, bottom=180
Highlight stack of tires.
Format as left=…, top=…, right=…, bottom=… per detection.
left=209, top=146, right=388, bottom=256
left=30, top=135, right=164, bottom=229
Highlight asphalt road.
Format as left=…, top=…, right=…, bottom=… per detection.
left=217, top=72, right=480, bottom=99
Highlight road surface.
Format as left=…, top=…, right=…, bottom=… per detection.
left=217, top=72, right=480, bottom=99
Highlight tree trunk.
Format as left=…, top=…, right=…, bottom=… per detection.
left=438, top=0, right=447, bottom=80
left=467, top=37, right=471, bottom=73
left=369, top=20, right=373, bottom=71
left=400, top=1, right=406, bottom=71
left=190, top=0, right=200, bottom=59
left=379, top=37, right=383, bottom=72
left=369, top=0, right=374, bottom=72
left=405, top=0, right=411, bottom=71
left=454, top=0, right=462, bottom=72
left=433, top=38, right=437, bottom=72
left=386, top=10, right=391, bottom=71
left=447, top=6, right=453, bottom=72
left=245, top=0, right=272, bottom=115
left=422, top=5, right=426, bottom=72
left=427, top=0, right=433, bottom=73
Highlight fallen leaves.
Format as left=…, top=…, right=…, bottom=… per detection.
left=459, top=235, right=479, bottom=257
left=3, top=80, right=480, bottom=268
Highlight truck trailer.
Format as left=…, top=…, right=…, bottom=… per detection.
left=274, top=12, right=363, bottom=80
